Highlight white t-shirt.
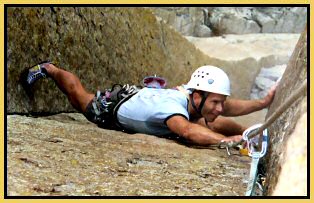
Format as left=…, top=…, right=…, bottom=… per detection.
left=117, top=87, right=189, bottom=136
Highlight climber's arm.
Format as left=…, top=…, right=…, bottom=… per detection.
left=222, top=85, right=276, bottom=116
left=166, top=115, right=242, bottom=145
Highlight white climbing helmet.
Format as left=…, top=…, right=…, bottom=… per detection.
left=186, top=65, right=231, bottom=96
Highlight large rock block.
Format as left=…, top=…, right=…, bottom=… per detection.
left=150, top=7, right=307, bottom=36
left=8, top=7, right=213, bottom=114
left=263, top=27, right=307, bottom=195
left=150, top=7, right=211, bottom=37
left=8, top=7, right=266, bottom=114
left=208, top=7, right=307, bottom=35
left=272, top=112, right=307, bottom=195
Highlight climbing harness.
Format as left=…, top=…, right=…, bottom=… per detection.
left=91, top=74, right=168, bottom=129
left=244, top=126, right=268, bottom=196
left=90, top=84, right=141, bottom=129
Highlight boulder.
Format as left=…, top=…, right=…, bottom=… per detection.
left=194, top=24, right=213, bottom=37
left=8, top=7, right=213, bottom=114
left=251, top=65, right=286, bottom=99
left=255, top=7, right=308, bottom=33
left=8, top=7, right=278, bottom=115
left=150, top=7, right=210, bottom=37
left=150, top=7, right=307, bottom=36
left=209, top=8, right=261, bottom=34
left=272, top=113, right=307, bottom=196
left=208, top=7, right=307, bottom=34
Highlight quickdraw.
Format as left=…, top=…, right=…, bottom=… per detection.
left=218, top=140, right=237, bottom=156
left=243, top=125, right=268, bottom=196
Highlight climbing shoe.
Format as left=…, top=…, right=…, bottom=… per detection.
left=23, top=61, right=51, bottom=85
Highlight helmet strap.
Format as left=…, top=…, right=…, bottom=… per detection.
left=191, top=93, right=200, bottom=115
left=199, top=91, right=209, bottom=114
left=191, top=91, right=209, bottom=116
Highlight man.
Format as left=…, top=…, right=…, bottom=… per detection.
left=22, top=62, right=276, bottom=146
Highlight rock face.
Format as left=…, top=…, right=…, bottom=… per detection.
left=272, top=113, right=307, bottom=196
left=8, top=7, right=286, bottom=114
left=150, top=7, right=307, bottom=36
left=7, top=7, right=212, bottom=114
left=208, top=7, right=307, bottom=35
left=150, top=7, right=212, bottom=37
left=7, top=113, right=251, bottom=196
left=250, top=64, right=286, bottom=99
left=264, top=28, right=307, bottom=196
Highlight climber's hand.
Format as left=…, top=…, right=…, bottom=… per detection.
left=261, top=84, right=277, bottom=108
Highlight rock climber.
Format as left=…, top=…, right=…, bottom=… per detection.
left=21, top=61, right=276, bottom=146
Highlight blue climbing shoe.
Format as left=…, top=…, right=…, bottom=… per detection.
left=24, top=61, right=51, bottom=85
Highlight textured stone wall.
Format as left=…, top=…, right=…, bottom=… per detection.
left=150, top=7, right=210, bottom=37
left=8, top=7, right=263, bottom=114
left=7, top=7, right=213, bottom=114
left=264, top=28, right=307, bottom=195
left=150, top=7, right=307, bottom=36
